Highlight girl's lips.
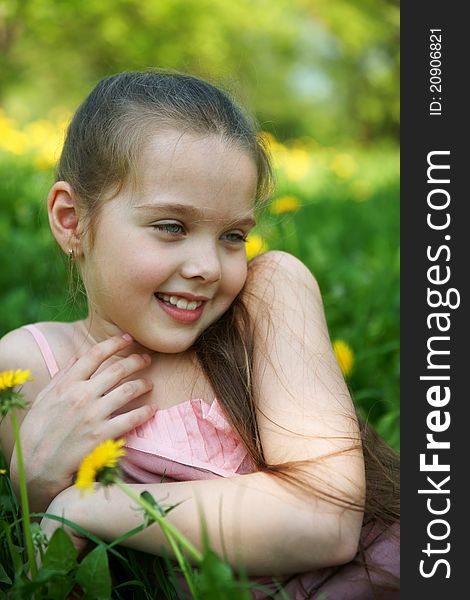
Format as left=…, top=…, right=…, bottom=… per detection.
left=155, top=295, right=205, bottom=324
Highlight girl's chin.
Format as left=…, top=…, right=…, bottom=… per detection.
left=138, top=334, right=199, bottom=355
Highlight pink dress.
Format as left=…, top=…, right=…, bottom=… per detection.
left=24, top=324, right=399, bottom=599
left=121, top=396, right=256, bottom=483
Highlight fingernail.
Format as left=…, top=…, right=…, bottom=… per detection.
left=122, top=333, right=133, bottom=341
left=142, top=353, right=151, bottom=362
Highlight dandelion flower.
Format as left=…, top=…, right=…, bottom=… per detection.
left=331, top=153, right=357, bottom=179
left=76, top=439, right=126, bottom=494
left=0, top=370, right=31, bottom=417
left=0, top=370, right=31, bottom=392
left=270, top=195, right=301, bottom=215
left=333, top=340, right=354, bottom=378
left=246, top=234, right=268, bottom=260
left=282, top=148, right=312, bottom=181
left=0, top=111, right=29, bottom=155
left=0, top=468, right=6, bottom=475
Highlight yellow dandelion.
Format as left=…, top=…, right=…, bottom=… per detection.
left=331, top=153, right=357, bottom=179
left=76, top=439, right=126, bottom=494
left=0, top=111, right=29, bottom=155
left=270, top=195, right=301, bottom=215
left=333, top=340, right=354, bottom=378
left=0, top=370, right=31, bottom=392
left=24, top=119, right=66, bottom=170
left=245, top=234, right=268, bottom=260
left=281, top=147, right=312, bottom=181
left=0, top=468, right=6, bottom=475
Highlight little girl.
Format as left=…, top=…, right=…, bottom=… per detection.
left=0, top=70, right=399, bottom=598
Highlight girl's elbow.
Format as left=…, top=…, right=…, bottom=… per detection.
left=295, top=510, right=362, bottom=571
left=334, top=529, right=361, bottom=566
left=326, top=513, right=362, bottom=567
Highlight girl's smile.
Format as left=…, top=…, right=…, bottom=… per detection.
left=154, top=293, right=206, bottom=324
left=80, top=130, right=258, bottom=354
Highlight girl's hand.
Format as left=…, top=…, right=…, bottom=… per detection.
left=10, top=334, right=156, bottom=511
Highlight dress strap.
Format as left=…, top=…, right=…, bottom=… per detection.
left=22, top=324, right=60, bottom=378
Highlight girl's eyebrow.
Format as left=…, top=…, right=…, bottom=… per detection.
left=134, top=202, right=256, bottom=227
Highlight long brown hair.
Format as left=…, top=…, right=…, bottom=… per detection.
left=57, top=69, right=399, bottom=594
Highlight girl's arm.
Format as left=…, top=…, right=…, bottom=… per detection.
left=43, top=251, right=365, bottom=576
left=44, top=469, right=352, bottom=577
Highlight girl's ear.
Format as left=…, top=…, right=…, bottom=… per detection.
left=48, top=181, right=82, bottom=255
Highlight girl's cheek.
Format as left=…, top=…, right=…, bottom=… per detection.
left=235, top=263, right=249, bottom=294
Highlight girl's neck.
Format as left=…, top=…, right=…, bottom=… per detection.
left=78, top=317, right=154, bottom=358
left=78, top=316, right=194, bottom=364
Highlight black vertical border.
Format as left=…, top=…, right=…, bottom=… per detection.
left=401, top=4, right=467, bottom=597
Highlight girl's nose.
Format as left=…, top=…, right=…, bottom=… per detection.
left=180, top=247, right=222, bottom=283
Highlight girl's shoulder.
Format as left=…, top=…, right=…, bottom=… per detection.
left=0, top=321, right=82, bottom=388
left=0, top=321, right=79, bottom=462
left=243, top=250, right=320, bottom=309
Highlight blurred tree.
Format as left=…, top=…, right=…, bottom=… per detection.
left=0, top=0, right=399, bottom=145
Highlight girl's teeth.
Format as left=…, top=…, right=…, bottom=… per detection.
left=157, top=293, right=202, bottom=311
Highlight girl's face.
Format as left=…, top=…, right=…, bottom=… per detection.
left=81, top=130, right=258, bottom=353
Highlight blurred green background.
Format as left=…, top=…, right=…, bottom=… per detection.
left=0, top=0, right=399, bottom=450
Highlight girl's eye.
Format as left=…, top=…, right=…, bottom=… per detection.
left=223, top=232, right=247, bottom=243
left=153, top=223, right=184, bottom=236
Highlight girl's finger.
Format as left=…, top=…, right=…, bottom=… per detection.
left=91, top=353, right=151, bottom=397
left=106, top=404, right=158, bottom=439
left=98, top=377, right=154, bottom=417
left=69, top=334, right=134, bottom=380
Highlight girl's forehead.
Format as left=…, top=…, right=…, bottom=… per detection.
left=140, top=129, right=255, bottom=173
left=132, top=130, right=258, bottom=211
